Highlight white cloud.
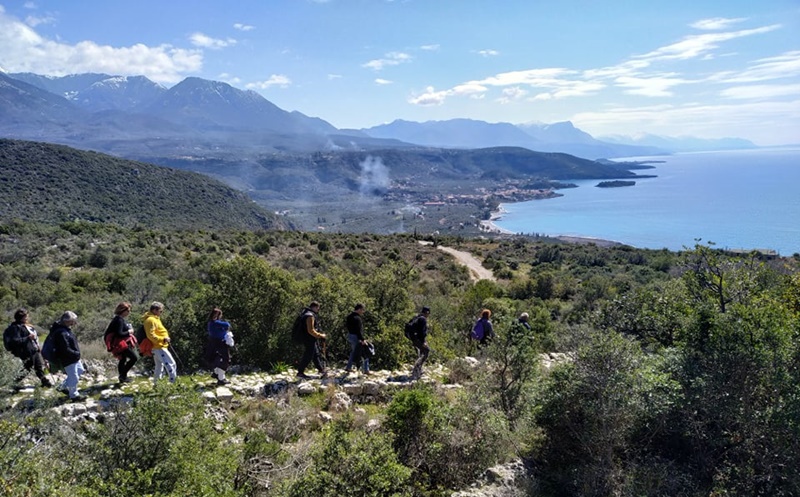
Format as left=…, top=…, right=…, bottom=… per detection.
left=408, top=86, right=450, bottom=106
left=189, top=32, right=236, bottom=49
left=246, top=74, right=291, bottom=89
left=420, top=44, right=440, bottom=51
left=23, top=2, right=36, bottom=9
left=716, top=50, right=800, bottom=83
left=477, top=49, right=499, bottom=57
left=362, top=51, right=412, bottom=70
left=218, top=72, right=241, bottom=85
left=328, top=73, right=342, bottom=80
left=633, top=24, right=780, bottom=64
left=720, top=83, right=800, bottom=100
left=375, top=78, right=392, bottom=85
left=691, top=17, right=747, bottom=30
left=497, top=86, right=528, bottom=104
left=0, top=9, right=202, bottom=83
left=233, top=23, right=254, bottom=31
left=573, top=99, right=800, bottom=144
left=615, top=75, right=690, bottom=97
left=25, top=14, right=54, bottom=27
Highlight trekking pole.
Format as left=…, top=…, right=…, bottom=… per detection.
left=169, top=344, right=185, bottom=372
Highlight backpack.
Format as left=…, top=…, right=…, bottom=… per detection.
left=41, top=332, right=57, bottom=363
left=291, top=312, right=310, bottom=343
left=470, top=319, right=485, bottom=341
left=3, top=324, right=18, bottom=353
left=134, top=324, right=153, bottom=357
left=404, top=316, right=420, bottom=341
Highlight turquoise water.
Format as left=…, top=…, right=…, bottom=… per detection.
left=494, top=148, right=800, bottom=255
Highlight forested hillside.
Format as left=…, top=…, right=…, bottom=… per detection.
left=0, top=139, right=285, bottom=230
left=1, top=220, right=798, bottom=496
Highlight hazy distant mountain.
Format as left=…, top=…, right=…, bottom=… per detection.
left=12, top=72, right=166, bottom=112
left=73, top=75, right=166, bottom=111
left=0, top=72, right=84, bottom=137
left=9, top=72, right=111, bottom=98
left=362, top=118, right=663, bottom=159
left=363, top=118, right=541, bottom=149
left=599, top=132, right=758, bottom=152
left=145, top=77, right=335, bottom=135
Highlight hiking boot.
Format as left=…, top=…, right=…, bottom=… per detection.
left=210, top=372, right=219, bottom=381
left=118, top=377, right=133, bottom=384
left=344, top=368, right=354, bottom=373
left=70, top=395, right=86, bottom=402
left=216, top=378, right=230, bottom=386
left=320, top=371, right=329, bottom=379
left=362, top=371, right=372, bottom=376
left=296, top=372, right=311, bottom=380
left=40, top=378, right=53, bottom=388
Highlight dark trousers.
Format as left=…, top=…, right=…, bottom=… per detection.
left=411, top=340, right=429, bottom=379
left=117, top=347, right=139, bottom=380
left=298, top=339, right=325, bottom=374
left=18, top=352, right=48, bottom=384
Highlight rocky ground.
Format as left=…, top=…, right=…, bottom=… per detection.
left=3, top=353, right=569, bottom=495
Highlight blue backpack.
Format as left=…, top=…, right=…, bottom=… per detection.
left=41, top=332, right=57, bottom=363
left=470, top=319, right=485, bottom=340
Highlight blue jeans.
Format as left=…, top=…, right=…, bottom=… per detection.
left=62, top=360, right=85, bottom=398
left=345, top=334, right=369, bottom=372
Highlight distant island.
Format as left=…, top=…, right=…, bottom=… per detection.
left=596, top=180, right=636, bottom=188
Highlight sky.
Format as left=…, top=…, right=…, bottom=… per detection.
left=1, top=0, right=799, bottom=146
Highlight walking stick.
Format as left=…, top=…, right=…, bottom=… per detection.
left=169, top=343, right=185, bottom=371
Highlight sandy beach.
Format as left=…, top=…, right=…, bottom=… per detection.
left=481, top=206, right=624, bottom=247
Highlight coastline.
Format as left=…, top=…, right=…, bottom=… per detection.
left=485, top=203, right=625, bottom=247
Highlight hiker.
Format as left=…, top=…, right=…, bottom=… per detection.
left=295, top=301, right=327, bottom=379
left=49, top=311, right=84, bottom=401
left=3, top=308, right=52, bottom=388
left=344, top=303, right=370, bottom=375
left=471, top=309, right=495, bottom=348
left=143, top=301, right=177, bottom=384
left=104, top=302, right=139, bottom=384
left=206, top=307, right=234, bottom=386
left=409, top=306, right=431, bottom=380
left=517, top=312, right=531, bottom=331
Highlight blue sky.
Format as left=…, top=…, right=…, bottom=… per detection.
left=1, top=0, right=798, bottom=146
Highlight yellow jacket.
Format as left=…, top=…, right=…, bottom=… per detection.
left=143, top=311, right=170, bottom=349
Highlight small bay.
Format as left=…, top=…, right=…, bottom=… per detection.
left=494, top=148, right=800, bottom=255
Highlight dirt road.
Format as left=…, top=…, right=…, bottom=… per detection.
left=419, top=241, right=496, bottom=282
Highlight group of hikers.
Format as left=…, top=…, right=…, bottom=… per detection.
left=4, top=299, right=533, bottom=401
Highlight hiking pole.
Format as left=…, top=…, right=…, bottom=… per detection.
left=169, top=344, right=185, bottom=372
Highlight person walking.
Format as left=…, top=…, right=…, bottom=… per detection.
left=295, top=301, right=327, bottom=379
left=344, top=303, right=370, bottom=375
left=206, top=307, right=234, bottom=386
left=143, top=301, right=177, bottom=384
left=472, top=309, right=495, bottom=348
left=49, top=311, right=84, bottom=401
left=3, top=308, right=52, bottom=388
left=409, top=306, right=431, bottom=380
left=104, top=302, right=139, bottom=384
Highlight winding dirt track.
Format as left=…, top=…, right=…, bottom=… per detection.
left=419, top=241, right=496, bottom=282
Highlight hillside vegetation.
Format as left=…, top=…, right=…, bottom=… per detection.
left=1, top=218, right=798, bottom=496
left=0, top=139, right=285, bottom=231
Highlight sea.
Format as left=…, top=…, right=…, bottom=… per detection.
left=493, top=148, right=800, bottom=256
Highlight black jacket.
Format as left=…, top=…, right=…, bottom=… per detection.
left=50, top=322, right=81, bottom=367
left=345, top=312, right=365, bottom=341
left=3, top=322, right=39, bottom=359
left=105, top=315, right=132, bottom=340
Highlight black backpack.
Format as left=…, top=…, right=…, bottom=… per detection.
left=292, top=311, right=310, bottom=343
left=134, top=324, right=147, bottom=343
left=3, top=324, right=17, bottom=353
left=404, top=316, right=420, bottom=341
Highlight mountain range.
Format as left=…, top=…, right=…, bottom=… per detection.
left=2, top=71, right=757, bottom=161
